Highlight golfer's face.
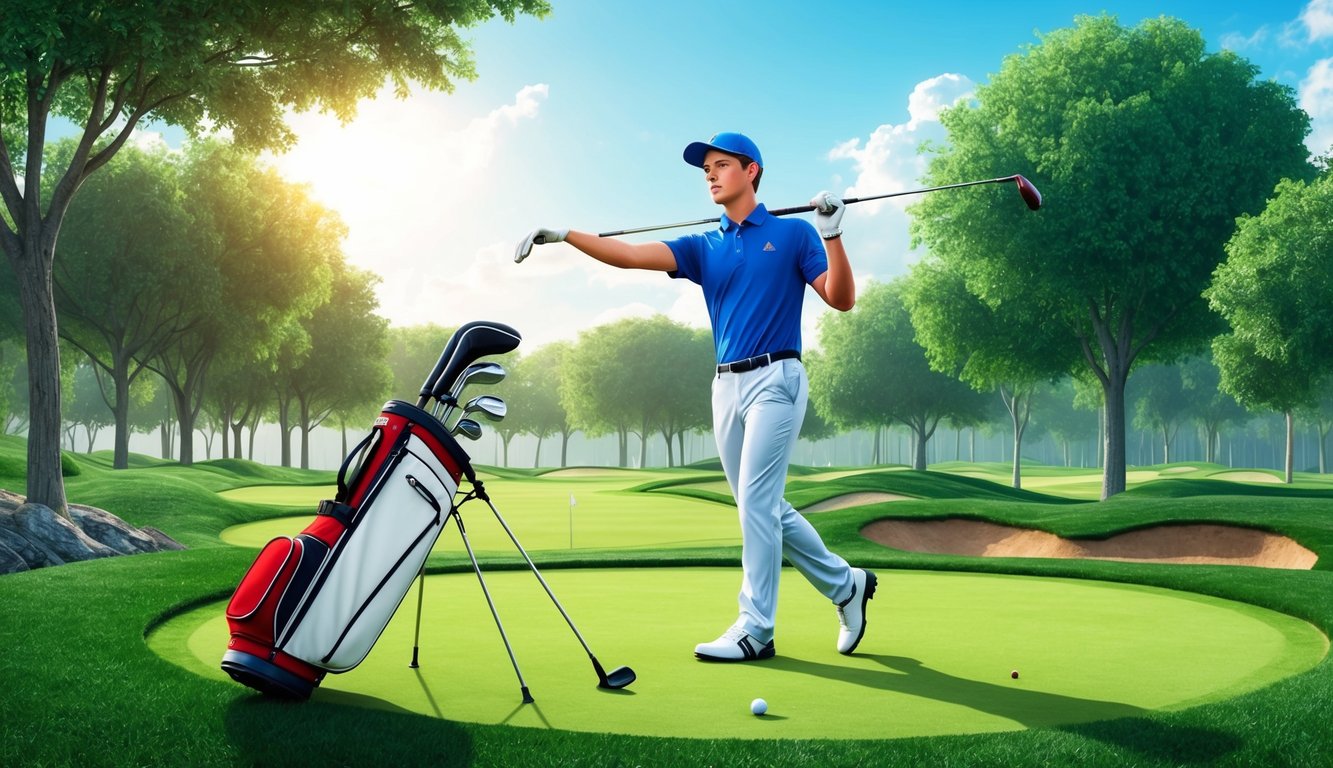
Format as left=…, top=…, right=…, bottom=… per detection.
left=702, top=150, right=749, bottom=205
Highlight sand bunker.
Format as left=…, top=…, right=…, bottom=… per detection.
left=862, top=518, right=1318, bottom=570
left=803, top=492, right=911, bottom=513
left=1213, top=470, right=1283, bottom=484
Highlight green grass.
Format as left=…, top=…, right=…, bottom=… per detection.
left=2, top=436, right=1332, bottom=766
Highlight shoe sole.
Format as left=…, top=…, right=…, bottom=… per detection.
left=694, top=648, right=776, bottom=662
left=840, top=570, right=877, bottom=655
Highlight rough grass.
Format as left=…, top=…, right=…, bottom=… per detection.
left=2, top=437, right=1331, bottom=767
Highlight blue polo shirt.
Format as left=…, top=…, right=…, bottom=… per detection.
left=666, top=204, right=828, bottom=365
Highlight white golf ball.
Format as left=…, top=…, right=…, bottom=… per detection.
left=750, top=697, right=768, bottom=716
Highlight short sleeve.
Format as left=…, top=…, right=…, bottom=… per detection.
left=797, top=221, right=829, bottom=284
left=665, top=233, right=704, bottom=284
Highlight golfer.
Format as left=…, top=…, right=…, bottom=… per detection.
left=515, top=132, right=875, bottom=661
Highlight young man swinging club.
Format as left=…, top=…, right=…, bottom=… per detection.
left=515, top=132, right=876, bottom=662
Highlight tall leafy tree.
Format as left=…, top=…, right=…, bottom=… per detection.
left=281, top=263, right=391, bottom=469
left=905, top=258, right=1069, bottom=487
left=51, top=142, right=203, bottom=468
left=909, top=14, right=1311, bottom=498
left=1207, top=175, right=1333, bottom=482
left=1180, top=355, right=1247, bottom=465
left=509, top=342, right=573, bottom=468
left=1, top=0, right=548, bottom=513
left=810, top=279, right=989, bottom=470
left=149, top=142, right=335, bottom=465
left=1129, top=363, right=1191, bottom=465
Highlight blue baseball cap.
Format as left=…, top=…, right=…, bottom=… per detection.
left=683, top=132, right=763, bottom=169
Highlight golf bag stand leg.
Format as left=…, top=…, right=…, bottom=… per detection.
left=448, top=506, right=535, bottom=704
left=409, top=567, right=426, bottom=668
left=470, top=482, right=636, bottom=690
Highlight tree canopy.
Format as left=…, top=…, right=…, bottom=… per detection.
left=1, top=0, right=549, bottom=512
left=909, top=13, right=1312, bottom=497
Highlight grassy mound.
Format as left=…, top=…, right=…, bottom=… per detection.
left=2, top=435, right=1331, bottom=766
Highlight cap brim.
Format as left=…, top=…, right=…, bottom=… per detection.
left=683, top=141, right=714, bottom=168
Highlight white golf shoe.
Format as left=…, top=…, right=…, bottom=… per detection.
left=836, top=568, right=877, bottom=654
left=694, top=625, right=775, bottom=662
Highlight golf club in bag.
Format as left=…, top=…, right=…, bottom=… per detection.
left=220, top=320, right=634, bottom=702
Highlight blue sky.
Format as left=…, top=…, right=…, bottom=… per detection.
left=244, top=1, right=1333, bottom=351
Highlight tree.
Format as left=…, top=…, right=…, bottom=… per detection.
left=281, top=262, right=392, bottom=469
left=1207, top=175, right=1333, bottom=482
left=509, top=342, right=573, bottom=467
left=1303, top=385, right=1333, bottom=474
left=810, top=279, right=990, bottom=470
left=905, top=258, right=1069, bottom=487
left=909, top=14, right=1312, bottom=498
left=1, top=0, right=549, bottom=514
left=62, top=360, right=112, bottom=452
left=1180, top=355, right=1247, bottom=464
left=51, top=142, right=202, bottom=468
left=387, top=324, right=456, bottom=403
left=1033, top=378, right=1100, bottom=468
left=1130, top=363, right=1191, bottom=465
left=148, top=142, right=335, bottom=465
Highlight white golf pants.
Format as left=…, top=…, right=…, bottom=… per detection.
left=712, top=358, right=854, bottom=643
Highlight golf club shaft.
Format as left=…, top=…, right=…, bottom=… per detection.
left=597, top=175, right=1029, bottom=237
left=479, top=495, right=604, bottom=667
left=447, top=509, right=535, bottom=704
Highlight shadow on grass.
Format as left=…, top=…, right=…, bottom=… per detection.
left=1061, top=717, right=1244, bottom=764
left=767, top=653, right=1244, bottom=760
left=225, top=695, right=476, bottom=766
left=768, top=654, right=1148, bottom=727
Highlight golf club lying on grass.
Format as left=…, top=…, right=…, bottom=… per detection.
left=525, top=174, right=1042, bottom=245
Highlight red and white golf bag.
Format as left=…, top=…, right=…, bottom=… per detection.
left=221, top=321, right=520, bottom=700
left=220, top=400, right=476, bottom=698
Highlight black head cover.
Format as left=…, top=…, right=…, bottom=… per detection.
left=420, top=321, right=521, bottom=403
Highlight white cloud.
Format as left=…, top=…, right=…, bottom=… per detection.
left=1220, top=27, right=1269, bottom=52
left=1300, top=58, right=1333, bottom=156
left=827, top=73, right=975, bottom=216
left=1303, top=0, right=1333, bottom=42
left=824, top=74, right=975, bottom=282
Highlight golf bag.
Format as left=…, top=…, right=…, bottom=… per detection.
left=220, top=321, right=520, bottom=700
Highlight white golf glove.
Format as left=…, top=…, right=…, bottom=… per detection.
left=514, top=227, right=569, bottom=263
left=810, top=191, right=845, bottom=240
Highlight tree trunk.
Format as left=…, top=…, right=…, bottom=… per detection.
left=11, top=235, right=69, bottom=515
left=1099, top=363, right=1130, bottom=500
left=561, top=430, right=570, bottom=468
left=172, top=386, right=196, bottom=465
left=1285, top=410, right=1294, bottom=484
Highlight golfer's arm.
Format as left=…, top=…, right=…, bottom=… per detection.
left=566, top=231, right=677, bottom=272
left=813, top=237, right=855, bottom=311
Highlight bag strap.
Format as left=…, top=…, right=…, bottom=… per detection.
left=336, top=430, right=380, bottom=503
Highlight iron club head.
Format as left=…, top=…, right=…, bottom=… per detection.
left=451, top=418, right=483, bottom=441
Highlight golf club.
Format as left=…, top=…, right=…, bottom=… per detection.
left=576, top=174, right=1042, bottom=240
left=417, top=320, right=521, bottom=410
left=433, top=362, right=507, bottom=422
left=451, top=418, right=483, bottom=441
left=461, top=395, right=507, bottom=422
left=471, top=488, right=636, bottom=690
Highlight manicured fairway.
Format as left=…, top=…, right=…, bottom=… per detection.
left=151, top=567, right=1327, bottom=741
left=219, top=477, right=742, bottom=552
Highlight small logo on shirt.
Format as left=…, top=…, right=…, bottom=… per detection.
left=763, top=242, right=776, bottom=252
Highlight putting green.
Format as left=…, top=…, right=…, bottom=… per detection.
left=150, top=568, right=1326, bottom=740
left=219, top=480, right=741, bottom=552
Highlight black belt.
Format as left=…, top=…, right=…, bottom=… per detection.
left=716, top=350, right=801, bottom=374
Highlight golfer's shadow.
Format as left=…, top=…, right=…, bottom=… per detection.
left=767, top=654, right=1242, bottom=761
left=768, top=654, right=1144, bottom=728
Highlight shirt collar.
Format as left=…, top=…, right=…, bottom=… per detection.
left=719, top=203, right=771, bottom=232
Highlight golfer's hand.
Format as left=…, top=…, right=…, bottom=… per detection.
left=811, top=191, right=845, bottom=240
left=515, top=227, right=569, bottom=263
